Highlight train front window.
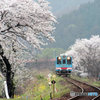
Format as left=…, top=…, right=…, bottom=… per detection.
left=63, top=59, right=66, bottom=64
left=57, top=57, right=61, bottom=64
left=67, top=58, right=71, bottom=64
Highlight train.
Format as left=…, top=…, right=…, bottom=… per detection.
left=55, top=55, right=72, bottom=76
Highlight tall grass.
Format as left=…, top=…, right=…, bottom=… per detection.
left=1, top=73, right=71, bottom=100
left=71, top=75, right=100, bottom=87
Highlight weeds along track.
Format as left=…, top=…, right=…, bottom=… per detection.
left=63, top=76, right=100, bottom=100
left=51, top=75, right=84, bottom=100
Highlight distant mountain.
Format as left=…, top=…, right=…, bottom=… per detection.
left=47, top=0, right=94, bottom=16
left=55, top=6, right=79, bottom=17
left=45, top=0, right=100, bottom=50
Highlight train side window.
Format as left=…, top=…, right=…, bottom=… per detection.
left=63, top=59, right=66, bottom=64
left=57, top=57, right=61, bottom=64
left=67, top=58, right=71, bottom=64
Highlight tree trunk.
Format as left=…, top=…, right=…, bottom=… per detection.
left=1, top=55, right=15, bottom=98
left=0, top=45, right=15, bottom=98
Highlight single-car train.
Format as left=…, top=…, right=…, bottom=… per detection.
left=55, top=55, right=72, bottom=76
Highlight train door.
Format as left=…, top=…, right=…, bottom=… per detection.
left=62, top=59, right=66, bottom=68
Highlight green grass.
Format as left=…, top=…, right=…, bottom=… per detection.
left=1, top=74, right=100, bottom=100
left=71, top=75, right=89, bottom=81
left=71, top=75, right=100, bottom=87
left=92, top=81, right=100, bottom=87
left=0, top=73, right=71, bottom=100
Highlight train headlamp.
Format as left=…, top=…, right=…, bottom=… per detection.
left=58, top=56, right=61, bottom=60
left=67, top=56, right=70, bottom=60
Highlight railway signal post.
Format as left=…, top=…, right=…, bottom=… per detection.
left=48, top=73, right=52, bottom=89
left=51, top=75, right=56, bottom=98
left=40, top=95, right=43, bottom=100
left=50, top=92, right=52, bottom=99
left=51, top=80, right=56, bottom=98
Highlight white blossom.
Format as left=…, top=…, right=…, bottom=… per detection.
left=0, top=0, right=57, bottom=86
left=65, top=35, right=100, bottom=78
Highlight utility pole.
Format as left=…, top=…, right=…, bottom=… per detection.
left=53, top=50, right=56, bottom=58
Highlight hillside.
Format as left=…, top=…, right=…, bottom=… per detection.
left=45, top=0, right=100, bottom=50
left=47, top=0, right=94, bottom=16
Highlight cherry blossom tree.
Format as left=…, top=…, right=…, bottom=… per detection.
left=0, top=0, right=57, bottom=98
left=65, top=35, right=100, bottom=79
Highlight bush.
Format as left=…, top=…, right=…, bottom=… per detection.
left=36, top=75, right=44, bottom=80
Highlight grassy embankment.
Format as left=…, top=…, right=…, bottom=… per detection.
left=71, top=75, right=100, bottom=87
left=1, top=71, right=71, bottom=100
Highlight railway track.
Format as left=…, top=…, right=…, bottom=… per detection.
left=63, top=77, right=100, bottom=100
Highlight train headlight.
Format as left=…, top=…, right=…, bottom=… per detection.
left=58, top=56, right=61, bottom=60
left=67, top=56, right=70, bottom=60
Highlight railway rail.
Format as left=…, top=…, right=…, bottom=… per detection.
left=63, top=77, right=100, bottom=100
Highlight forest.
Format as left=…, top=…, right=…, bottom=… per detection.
left=46, top=0, right=100, bottom=50
left=47, top=0, right=94, bottom=13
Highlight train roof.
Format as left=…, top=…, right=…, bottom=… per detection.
left=56, top=55, right=72, bottom=57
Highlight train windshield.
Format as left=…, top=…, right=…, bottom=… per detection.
left=67, top=58, right=71, bottom=64
left=63, top=59, right=66, bottom=64
left=57, top=57, right=61, bottom=64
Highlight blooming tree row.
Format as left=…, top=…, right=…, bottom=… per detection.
left=65, top=35, right=100, bottom=78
